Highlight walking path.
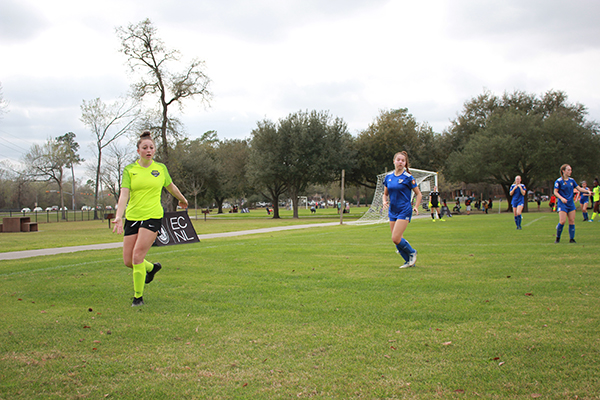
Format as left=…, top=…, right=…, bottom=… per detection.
left=0, top=222, right=340, bottom=261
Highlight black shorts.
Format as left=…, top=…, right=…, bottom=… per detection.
left=124, top=219, right=162, bottom=236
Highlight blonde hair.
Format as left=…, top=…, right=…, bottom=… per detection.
left=137, top=130, right=154, bottom=148
left=393, top=151, right=410, bottom=174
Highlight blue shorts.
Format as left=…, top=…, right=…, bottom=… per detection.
left=580, top=198, right=589, bottom=205
left=512, top=201, right=524, bottom=208
left=389, top=209, right=413, bottom=222
left=556, top=201, right=576, bottom=213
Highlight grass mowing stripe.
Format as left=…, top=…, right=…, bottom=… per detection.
left=523, top=215, right=547, bottom=226
left=0, top=258, right=121, bottom=277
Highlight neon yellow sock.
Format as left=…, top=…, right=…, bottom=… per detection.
left=144, top=259, right=154, bottom=272
left=132, top=263, right=146, bottom=298
left=592, top=212, right=598, bottom=221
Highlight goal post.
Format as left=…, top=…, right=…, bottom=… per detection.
left=349, top=168, right=438, bottom=225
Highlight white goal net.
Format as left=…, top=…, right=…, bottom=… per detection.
left=350, top=168, right=438, bottom=225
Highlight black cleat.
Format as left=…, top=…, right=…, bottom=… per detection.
left=132, top=296, right=144, bottom=307
left=145, top=263, right=162, bottom=284
left=554, top=237, right=560, bottom=244
left=569, top=239, right=576, bottom=243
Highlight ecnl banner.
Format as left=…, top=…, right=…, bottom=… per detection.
left=153, top=211, right=200, bottom=247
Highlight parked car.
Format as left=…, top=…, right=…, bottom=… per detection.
left=59, top=207, right=68, bottom=211
left=45, top=207, right=53, bottom=211
left=81, top=206, right=90, bottom=211
left=33, top=207, right=43, bottom=212
left=105, top=205, right=113, bottom=210
left=21, top=207, right=31, bottom=213
left=51, top=205, right=59, bottom=211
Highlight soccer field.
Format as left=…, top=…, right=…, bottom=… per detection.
left=1, top=212, right=599, bottom=399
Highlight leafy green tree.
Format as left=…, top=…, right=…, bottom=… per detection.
left=247, top=120, right=289, bottom=218
left=208, top=139, right=250, bottom=214
left=170, top=136, right=217, bottom=216
left=117, top=18, right=212, bottom=164
left=248, top=110, right=354, bottom=218
left=56, top=132, right=83, bottom=211
left=444, top=90, right=600, bottom=210
left=352, top=108, right=442, bottom=189
left=281, top=110, right=354, bottom=218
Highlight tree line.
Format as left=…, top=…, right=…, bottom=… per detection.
left=1, top=20, right=599, bottom=216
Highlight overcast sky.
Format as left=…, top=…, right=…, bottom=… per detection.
left=1, top=0, right=600, bottom=177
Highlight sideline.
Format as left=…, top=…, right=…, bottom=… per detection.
left=0, top=222, right=341, bottom=261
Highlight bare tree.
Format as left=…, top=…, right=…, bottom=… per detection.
left=101, top=142, right=135, bottom=200
left=24, top=139, right=70, bottom=218
left=116, top=18, right=212, bottom=164
left=80, top=97, right=139, bottom=219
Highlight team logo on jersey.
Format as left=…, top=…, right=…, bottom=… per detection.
left=398, top=179, right=404, bottom=184
left=151, top=170, right=160, bottom=177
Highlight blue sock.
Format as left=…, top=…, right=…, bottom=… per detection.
left=518, top=215, right=522, bottom=228
left=569, top=224, right=575, bottom=240
left=583, top=212, right=588, bottom=220
left=398, top=238, right=416, bottom=255
left=556, top=223, right=564, bottom=239
left=395, top=243, right=409, bottom=262
left=514, top=216, right=518, bottom=227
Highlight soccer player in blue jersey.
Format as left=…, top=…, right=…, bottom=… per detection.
left=553, top=164, right=591, bottom=243
left=509, top=175, right=526, bottom=230
left=579, top=181, right=590, bottom=221
left=382, top=151, right=422, bottom=268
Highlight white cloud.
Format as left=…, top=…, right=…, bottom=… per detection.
left=1, top=0, right=600, bottom=177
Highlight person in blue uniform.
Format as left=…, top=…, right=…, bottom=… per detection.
left=553, top=164, right=591, bottom=243
left=509, top=175, right=526, bottom=229
left=382, top=151, right=422, bottom=268
left=579, top=181, right=590, bottom=221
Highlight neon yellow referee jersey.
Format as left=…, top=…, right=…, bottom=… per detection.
left=121, top=160, right=173, bottom=221
left=593, top=186, right=600, bottom=202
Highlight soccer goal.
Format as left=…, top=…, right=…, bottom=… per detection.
left=350, top=168, right=438, bottom=225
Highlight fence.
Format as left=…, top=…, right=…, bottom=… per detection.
left=0, top=209, right=114, bottom=223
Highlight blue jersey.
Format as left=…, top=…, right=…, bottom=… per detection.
left=554, top=177, right=578, bottom=205
left=510, top=184, right=526, bottom=207
left=384, top=170, right=417, bottom=219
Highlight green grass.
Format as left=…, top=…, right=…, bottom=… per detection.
left=1, top=207, right=363, bottom=253
left=1, top=211, right=599, bottom=399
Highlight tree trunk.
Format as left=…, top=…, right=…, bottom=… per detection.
left=502, top=184, right=512, bottom=213
left=269, top=189, right=281, bottom=219
left=214, top=196, right=225, bottom=214
left=160, top=92, right=170, bottom=164
left=94, top=146, right=102, bottom=220
left=290, top=187, right=299, bottom=219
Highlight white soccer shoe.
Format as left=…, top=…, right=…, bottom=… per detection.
left=397, top=250, right=412, bottom=269
left=408, top=250, right=417, bottom=267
